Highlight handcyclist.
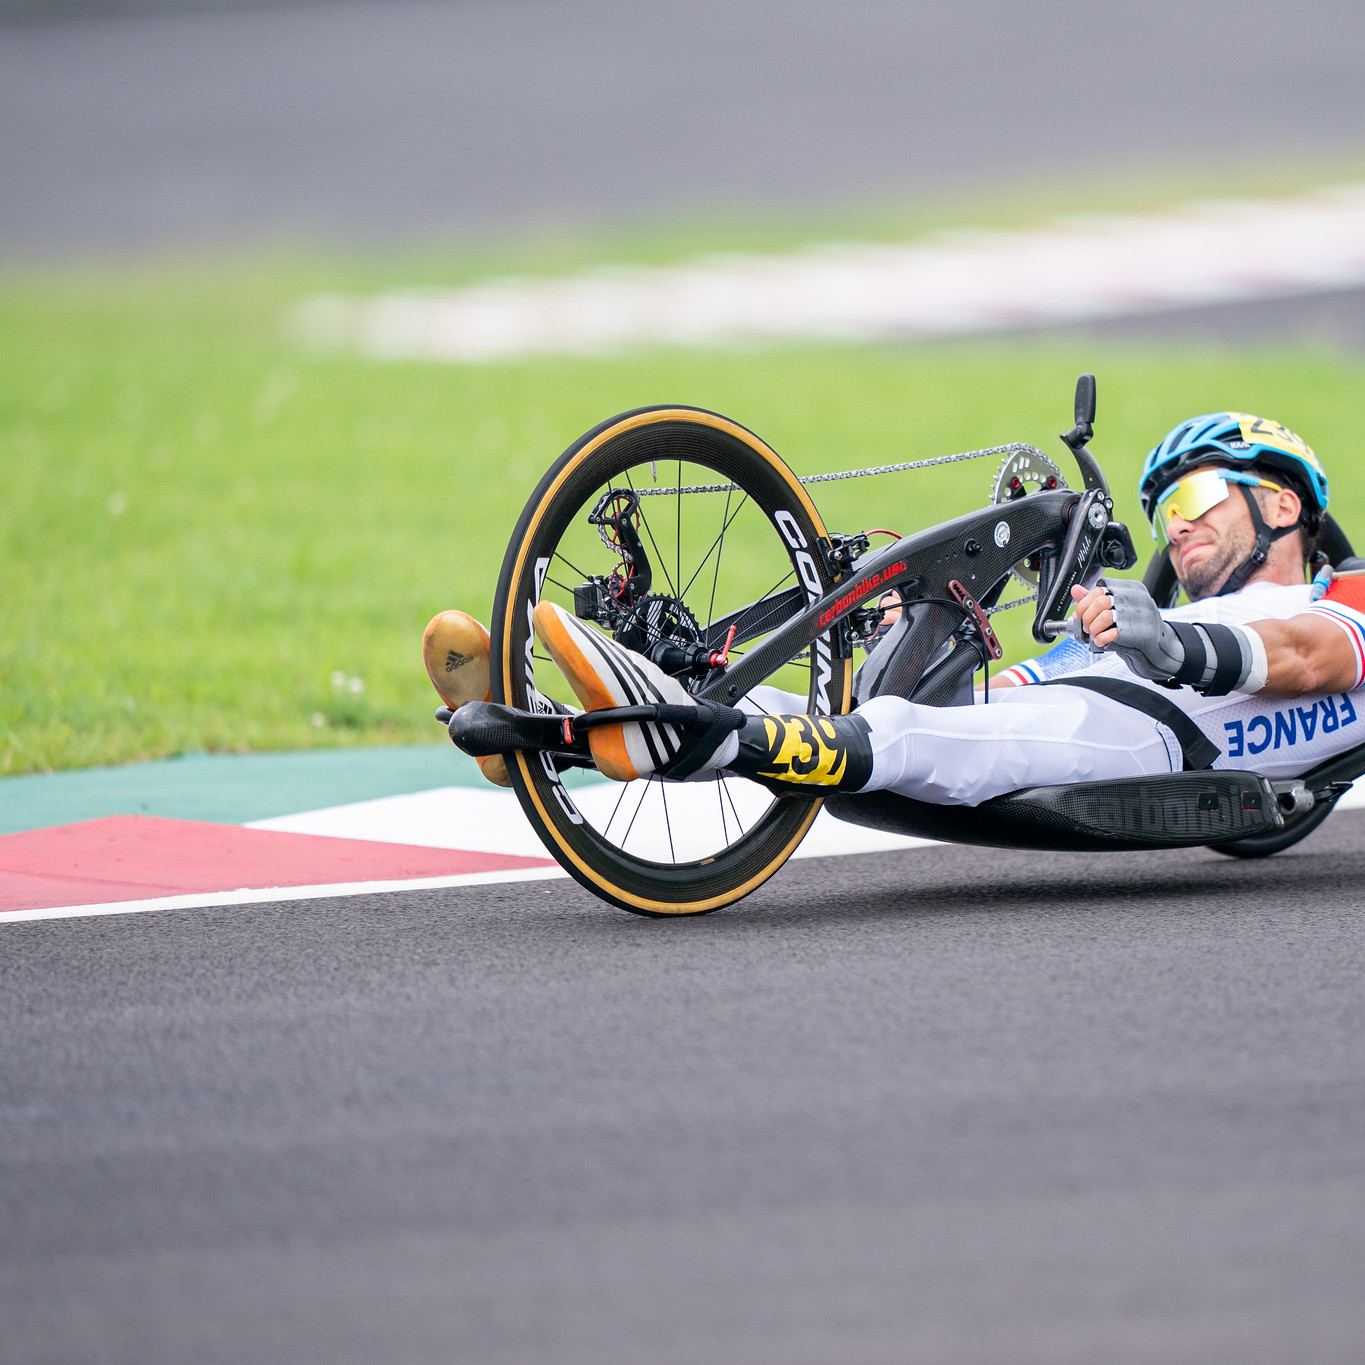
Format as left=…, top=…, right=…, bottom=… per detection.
left=428, top=412, right=1365, bottom=803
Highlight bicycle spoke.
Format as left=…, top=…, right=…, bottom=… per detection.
left=722, top=642, right=811, bottom=672
left=710, top=564, right=799, bottom=644
left=721, top=776, right=748, bottom=838
left=659, top=777, right=676, bottom=862
left=716, top=778, right=729, bottom=843
left=705, top=485, right=734, bottom=634
left=552, top=549, right=595, bottom=584
left=680, top=489, right=751, bottom=606
left=753, top=564, right=798, bottom=605
left=621, top=778, right=654, bottom=848
left=602, top=779, right=631, bottom=839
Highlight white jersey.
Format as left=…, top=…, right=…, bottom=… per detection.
left=995, top=579, right=1365, bottom=778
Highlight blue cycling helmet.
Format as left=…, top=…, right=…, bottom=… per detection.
left=1138, top=411, right=1329, bottom=525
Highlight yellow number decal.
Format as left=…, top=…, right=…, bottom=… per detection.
left=1230, top=413, right=1324, bottom=475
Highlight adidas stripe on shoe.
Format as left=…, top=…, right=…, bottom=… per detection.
left=532, top=601, right=733, bottom=782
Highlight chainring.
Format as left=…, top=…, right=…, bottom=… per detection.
left=990, top=448, right=1069, bottom=586
left=614, top=592, right=702, bottom=655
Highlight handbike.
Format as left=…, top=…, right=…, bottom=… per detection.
left=458, top=378, right=1365, bottom=916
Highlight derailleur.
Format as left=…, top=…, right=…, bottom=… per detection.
left=571, top=488, right=736, bottom=680
left=572, top=488, right=654, bottom=624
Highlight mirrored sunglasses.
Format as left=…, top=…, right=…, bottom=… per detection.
left=1150, top=469, right=1282, bottom=544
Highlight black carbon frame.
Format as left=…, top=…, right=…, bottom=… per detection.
left=697, top=488, right=1076, bottom=705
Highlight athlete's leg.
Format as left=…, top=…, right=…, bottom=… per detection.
left=844, top=689, right=1176, bottom=804
left=701, top=686, right=1174, bottom=803
left=527, top=602, right=1176, bottom=803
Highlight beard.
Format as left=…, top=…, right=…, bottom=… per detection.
left=1175, top=520, right=1257, bottom=601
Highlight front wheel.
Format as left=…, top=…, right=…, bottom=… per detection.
left=489, top=406, right=853, bottom=916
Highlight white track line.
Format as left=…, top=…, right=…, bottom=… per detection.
left=11, top=786, right=1362, bottom=924
left=2, top=865, right=568, bottom=925
left=8, top=787, right=934, bottom=923
left=247, top=785, right=555, bottom=856
left=293, top=187, right=1365, bottom=362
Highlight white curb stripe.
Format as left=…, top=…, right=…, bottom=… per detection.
left=248, top=783, right=939, bottom=863
left=10, top=779, right=1358, bottom=924
left=5, top=787, right=938, bottom=922
left=293, top=187, right=1365, bottom=362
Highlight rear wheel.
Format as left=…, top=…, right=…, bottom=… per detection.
left=489, top=406, right=853, bottom=916
left=1210, top=798, right=1337, bottom=858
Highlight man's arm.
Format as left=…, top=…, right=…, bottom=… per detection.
left=1070, top=579, right=1365, bottom=699
left=1236, top=614, right=1358, bottom=695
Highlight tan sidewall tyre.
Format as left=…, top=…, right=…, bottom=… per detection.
left=489, top=406, right=853, bottom=916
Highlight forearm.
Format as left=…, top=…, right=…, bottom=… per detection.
left=1247, top=617, right=1358, bottom=696
left=1070, top=581, right=1361, bottom=699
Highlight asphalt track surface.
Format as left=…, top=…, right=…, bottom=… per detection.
left=6, top=4, right=1365, bottom=1359
left=3, top=0, right=1365, bottom=259
left=5, top=810, right=1365, bottom=1363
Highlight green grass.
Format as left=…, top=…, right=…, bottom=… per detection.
left=5, top=201, right=1365, bottom=775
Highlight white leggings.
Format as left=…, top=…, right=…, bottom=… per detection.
left=737, top=684, right=1176, bottom=806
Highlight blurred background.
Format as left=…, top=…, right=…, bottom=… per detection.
left=4, top=0, right=1365, bottom=258
left=4, top=0, right=1365, bottom=774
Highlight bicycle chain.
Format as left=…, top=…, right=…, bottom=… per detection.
left=634, top=442, right=1049, bottom=496
left=634, top=440, right=1044, bottom=616
left=985, top=590, right=1038, bottom=616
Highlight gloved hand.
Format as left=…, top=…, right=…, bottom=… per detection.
left=1067, top=580, right=1262, bottom=695
left=1086, top=578, right=1186, bottom=682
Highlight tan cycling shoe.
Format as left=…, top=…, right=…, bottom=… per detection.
left=421, top=610, right=510, bottom=787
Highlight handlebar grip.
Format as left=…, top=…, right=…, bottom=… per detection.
left=1074, top=373, right=1096, bottom=427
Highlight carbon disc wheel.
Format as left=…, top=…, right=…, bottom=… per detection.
left=489, top=406, right=853, bottom=916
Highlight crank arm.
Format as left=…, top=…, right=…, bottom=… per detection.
left=1031, top=487, right=1111, bottom=644
left=438, top=702, right=585, bottom=757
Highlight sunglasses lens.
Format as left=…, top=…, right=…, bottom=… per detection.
left=1153, top=470, right=1233, bottom=543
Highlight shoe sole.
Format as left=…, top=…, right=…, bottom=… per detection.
left=422, top=610, right=510, bottom=787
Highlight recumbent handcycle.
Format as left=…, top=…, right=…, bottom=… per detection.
left=440, top=376, right=1365, bottom=916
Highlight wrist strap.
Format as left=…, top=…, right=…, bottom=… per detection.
left=1167, top=621, right=1257, bottom=696
left=1168, top=622, right=1208, bottom=685
left=1240, top=626, right=1269, bottom=693
left=1201, top=623, right=1245, bottom=695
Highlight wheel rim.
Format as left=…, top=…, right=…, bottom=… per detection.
left=493, top=408, right=852, bottom=914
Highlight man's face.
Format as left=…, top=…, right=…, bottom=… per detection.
left=1161, top=464, right=1262, bottom=601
